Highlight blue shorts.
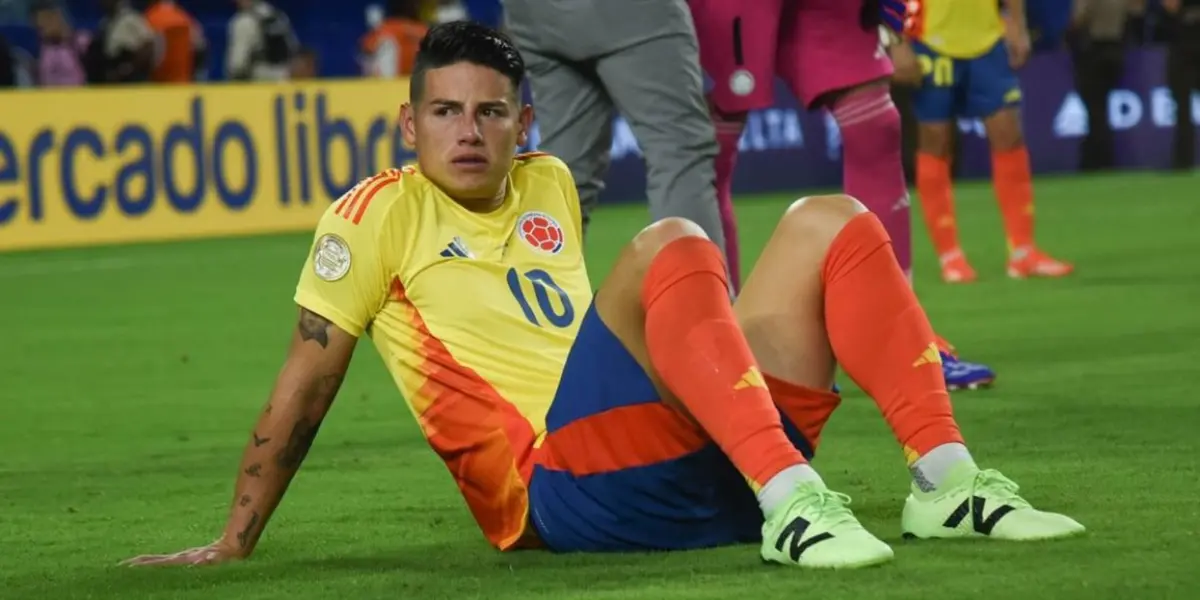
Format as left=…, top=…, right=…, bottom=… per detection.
left=528, top=303, right=820, bottom=552
left=909, top=40, right=1022, bottom=122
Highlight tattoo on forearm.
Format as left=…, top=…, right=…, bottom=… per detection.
left=253, top=432, right=271, bottom=447
left=244, top=463, right=262, bottom=477
left=265, top=404, right=273, bottom=415
left=276, top=417, right=323, bottom=470
left=298, top=309, right=332, bottom=348
left=273, top=373, right=343, bottom=470
left=235, top=511, right=261, bottom=549
left=239, top=494, right=252, bottom=507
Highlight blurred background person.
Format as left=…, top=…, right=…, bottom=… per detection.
left=359, top=0, right=426, bottom=78
left=226, top=0, right=296, bottom=82
left=0, top=30, right=15, bottom=86
left=29, top=0, right=87, bottom=86
left=1164, top=0, right=1200, bottom=171
left=290, top=45, right=317, bottom=79
left=1125, top=0, right=1148, bottom=44
left=141, top=0, right=206, bottom=83
left=1069, top=0, right=1129, bottom=172
left=87, top=0, right=153, bottom=83
left=503, top=0, right=727, bottom=260
left=890, top=0, right=1074, bottom=283
left=429, top=0, right=471, bottom=24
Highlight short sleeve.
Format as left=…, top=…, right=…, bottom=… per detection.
left=293, top=198, right=391, bottom=338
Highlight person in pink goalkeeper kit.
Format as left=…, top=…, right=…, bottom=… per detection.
left=687, top=0, right=996, bottom=391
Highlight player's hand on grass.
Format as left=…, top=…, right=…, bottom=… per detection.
left=121, top=538, right=245, bottom=567
left=1005, top=25, right=1031, bottom=69
left=888, top=41, right=922, bottom=86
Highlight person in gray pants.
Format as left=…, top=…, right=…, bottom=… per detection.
left=502, top=0, right=727, bottom=256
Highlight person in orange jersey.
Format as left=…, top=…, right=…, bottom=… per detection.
left=361, top=0, right=428, bottom=78
left=142, top=0, right=207, bottom=83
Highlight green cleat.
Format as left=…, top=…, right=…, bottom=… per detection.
left=760, top=481, right=894, bottom=569
left=901, top=464, right=1086, bottom=541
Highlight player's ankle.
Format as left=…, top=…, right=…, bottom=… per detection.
left=757, top=463, right=823, bottom=516
left=938, top=248, right=966, bottom=265
left=1009, top=244, right=1034, bottom=261
left=909, top=443, right=975, bottom=495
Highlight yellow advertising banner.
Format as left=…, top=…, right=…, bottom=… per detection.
left=0, top=79, right=414, bottom=251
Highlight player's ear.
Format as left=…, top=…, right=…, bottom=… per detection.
left=516, top=104, right=534, bottom=147
left=399, top=102, right=417, bottom=148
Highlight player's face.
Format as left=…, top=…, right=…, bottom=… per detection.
left=400, top=62, right=533, bottom=208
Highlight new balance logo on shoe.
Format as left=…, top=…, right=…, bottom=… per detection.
left=774, top=517, right=834, bottom=562
left=942, top=496, right=1015, bottom=535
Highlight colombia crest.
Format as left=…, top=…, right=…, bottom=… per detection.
left=518, top=211, right=565, bottom=254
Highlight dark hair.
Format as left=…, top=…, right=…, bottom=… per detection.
left=410, top=21, right=525, bottom=103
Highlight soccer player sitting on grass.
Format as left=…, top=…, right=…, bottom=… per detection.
left=124, top=21, right=1083, bottom=570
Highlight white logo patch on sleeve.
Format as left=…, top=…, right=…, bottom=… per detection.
left=313, top=234, right=352, bottom=281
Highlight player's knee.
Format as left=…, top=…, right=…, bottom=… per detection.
left=603, top=218, right=714, bottom=314
left=917, top=125, right=953, bottom=158
left=831, top=82, right=901, bottom=130
left=987, top=127, right=1025, bottom=152
left=985, top=108, right=1025, bottom=151
left=631, top=218, right=710, bottom=258
left=842, top=105, right=902, bottom=160
left=780, top=195, right=868, bottom=240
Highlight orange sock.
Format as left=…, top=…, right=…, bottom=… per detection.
left=821, top=214, right=963, bottom=458
left=642, top=237, right=806, bottom=487
left=916, top=152, right=960, bottom=257
left=991, top=146, right=1035, bottom=252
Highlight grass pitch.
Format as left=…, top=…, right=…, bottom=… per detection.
left=1, top=172, right=1198, bottom=599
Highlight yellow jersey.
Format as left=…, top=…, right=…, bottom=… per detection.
left=906, top=0, right=1006, bottom=59
left=293, top=153, right=591, bottom=550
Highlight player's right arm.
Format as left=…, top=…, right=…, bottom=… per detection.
left=122, top=178, right=397, bottom=567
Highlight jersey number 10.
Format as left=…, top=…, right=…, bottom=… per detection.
left=506, top=268, right=575, bottom=328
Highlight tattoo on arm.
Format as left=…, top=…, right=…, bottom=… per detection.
left=276, top=417, right=322, bottom=470
left=244, top=463, right=261, bottom=477
left=253, top=432, right=271, bottom=447
left=298, top=309, right=332, bottom=348
left=235, top=511, right=261, bottom=549
left=275, top=374, right=343, bottom=470
left=239, top=494, right=252, bottom=507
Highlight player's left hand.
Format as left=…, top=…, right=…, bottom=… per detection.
left=1005, top=25, right=1031, bottom=69
left=120, top=539, right=244, bottom=567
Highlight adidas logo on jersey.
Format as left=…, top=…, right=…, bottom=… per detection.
left=439, top=237, right=473, bottom=259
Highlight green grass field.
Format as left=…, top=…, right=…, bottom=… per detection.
left=2, top=173, right=1198, bottom=600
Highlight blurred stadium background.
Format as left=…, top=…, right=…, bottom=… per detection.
left=1, top=1, right=1198, bottom=599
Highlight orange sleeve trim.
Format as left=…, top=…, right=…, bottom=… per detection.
left=335, top=170, right=402, bottom=224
